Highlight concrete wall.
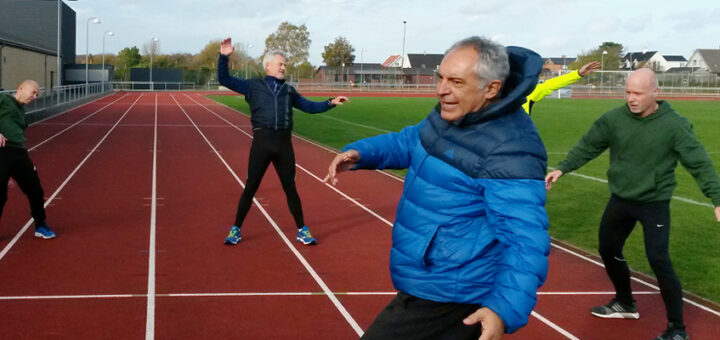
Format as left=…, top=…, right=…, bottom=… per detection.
left=0, top=45, right=57, bottom=91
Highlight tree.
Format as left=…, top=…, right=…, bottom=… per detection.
left=322, top=36, right=355, bottom=66
left=571, top=42, right=624, bottom=71
left=115, top=46, right=142, bottom=81
left=264, top=22, right=311, bottom=72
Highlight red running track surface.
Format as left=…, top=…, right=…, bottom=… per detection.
left=0, top=92, right=718, bottom=339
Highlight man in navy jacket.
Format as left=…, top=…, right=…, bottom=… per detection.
left=218, top=38, right=348, bottom=246
left=325, top=37, right=549, bottom=339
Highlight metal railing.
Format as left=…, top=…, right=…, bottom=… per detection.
left=112, top=81, right=198, bottom=91
left=1, top=82, right=111, bottom=114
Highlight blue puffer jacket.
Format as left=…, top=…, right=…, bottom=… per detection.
left=343, top=47, right=549, bottom=333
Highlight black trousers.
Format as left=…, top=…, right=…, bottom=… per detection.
left=234, top=128, right=304, bottom=229
left=361, top=292, right=482, bottom=340
left=0, top=147, right=46, bottom=227
left=598, top=195, right=683, bottom=325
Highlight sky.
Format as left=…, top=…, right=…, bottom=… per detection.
left=68, top=0, right=720, bottom=65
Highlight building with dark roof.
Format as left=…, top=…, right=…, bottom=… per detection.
left=686, top=49, right=720, bottom=75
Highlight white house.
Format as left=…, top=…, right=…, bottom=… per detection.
left=686, top=49, right=720, bottom=75
left=645, top=53, right=687, bottom=72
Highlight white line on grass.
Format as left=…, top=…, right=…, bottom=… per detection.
left=171, top=94, right=364, bottom=336
left=0, top=94, right=144, bottom=263
left=145, top=94, right=159, bottom=340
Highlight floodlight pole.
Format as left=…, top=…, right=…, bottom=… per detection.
left=102, top=31, right=114, bottom=90
left=150, top=37, right=158, bottom=91
left=601, top=50, right=608, bottom=95
left=401, top=20, right=407, bottom=89
left=85, top=17, right=100, bottom=95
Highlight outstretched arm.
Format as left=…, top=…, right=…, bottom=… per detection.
left=578, top=61, right=601, bottom=77
left=217, top=37, right=249, bottom=94
left=292, top=91, right=350, bottom=113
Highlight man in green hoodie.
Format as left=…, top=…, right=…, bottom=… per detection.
left=545, top=68, right=720, bottom=340
left=0, top=80, right=56, bottom=239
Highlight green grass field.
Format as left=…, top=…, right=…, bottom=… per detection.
left=208, top=94, right=720, bottom=303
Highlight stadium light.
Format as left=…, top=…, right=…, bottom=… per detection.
left=401, top=20, right=407, bottom=89
left=102, top=31, right=114, bottom=87
left=85, top=16, right=101, bottom=93
left=601, top=50, right=608, bottom=94
left=150, top=37, right=159, bottom=91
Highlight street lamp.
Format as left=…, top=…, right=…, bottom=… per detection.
left=601, top=50, right=608, bottom=94
left=102, top=31, right=114, bottom=88
left=401, top=20, right=407, bottom=88
left=360, top=47, right=365, bottom=87
left=85, top=16, right=101, bottom=94
left=150, top=37, right=158, bottom=91
left=245, top=44, right=253, bottom=78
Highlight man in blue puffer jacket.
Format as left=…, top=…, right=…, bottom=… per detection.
left=324, top=37, right=550, bottom=339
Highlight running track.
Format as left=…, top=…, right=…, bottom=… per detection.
left=0, top=92, right=718, bottom=339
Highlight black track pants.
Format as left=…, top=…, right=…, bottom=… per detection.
left=598, top=195, right=683, bottom=325
left=0, top=147, right=46, bottom=227
left=233, top=128, right=304, bottom=229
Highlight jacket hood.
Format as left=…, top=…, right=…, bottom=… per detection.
left=453, top=46, right=543, bottom=127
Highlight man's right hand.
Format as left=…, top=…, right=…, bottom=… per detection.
left=544, top=169, right=564, bottom=190
left=0, top=133, right=7, bottom=147
left=323, top=150, right=360, bottom=186
left=220, top=38, right=234, bottom=56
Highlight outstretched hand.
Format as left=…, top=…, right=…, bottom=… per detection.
left=220, top=37, right=234, bottom=56
left=323, top=150, right=360, bottom=185
left=463, top=307, right=504, bottom=340
left=331, top=96, right=350, bottom=106
left=544, top=169, right=564, bottom=190
left=714, top=206, right=720, bottom=222
left=579, top=61, right=601, bottom=77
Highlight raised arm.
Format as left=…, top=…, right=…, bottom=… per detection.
left=217, top=37, right=249, bottom=94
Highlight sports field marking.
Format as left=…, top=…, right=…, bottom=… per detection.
left=319, top=115, right=391, bottom=133
left=170, top=94, right=364, bottom=336
left=0, top=94, right=144, bottom=263
left=145, top=94, right=159, bottom=340
left=28, top=93, right=130, bottom=151
left=531, top=311, right=580, bottom=340
left=547, top=167, right=714, bottom=208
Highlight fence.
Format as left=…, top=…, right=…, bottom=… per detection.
left=1, top=82, right=112, bottom=115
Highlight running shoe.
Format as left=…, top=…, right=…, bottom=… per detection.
left=34, top=225, right=56, bottom=239
left=224, top=226, right=242, bottom=245
left=653, top=323, right=689, bottom=340
left=296, top=226, right=317, bottom=245
left=590, top=298, right=639, bottom=319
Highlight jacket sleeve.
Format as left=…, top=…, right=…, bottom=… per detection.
left=557, top=114, right=610, bottom=173
left=480, top=178, right=550, bottom=333
left=674, top=119, right=720, bottom=206
left=522, top=71, right=582, bottom=114
left=290, top=88, right=334, bottom=113
left=217, top=54, right=249, bottom=94
left=341, top=122, right=421, bottom=170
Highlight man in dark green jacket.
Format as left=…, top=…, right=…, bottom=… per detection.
left=0, top=80, right=56, bottom=239
left=545, top=68, right=720, bottom=340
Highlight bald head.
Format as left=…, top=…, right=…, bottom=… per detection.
left=14, top=80, right=39, bottom=105
left=625, top=68, right=659, bottom=117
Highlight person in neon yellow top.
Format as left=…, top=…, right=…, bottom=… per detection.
left=523, top=61, right=601, bottom=114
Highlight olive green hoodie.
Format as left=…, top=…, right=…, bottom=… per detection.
left=558, top=100, right=720, bottom=206
left=0, top=93, right=28, bottom=149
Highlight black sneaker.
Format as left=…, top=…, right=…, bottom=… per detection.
left=653, top=323, right=689, bottom=340
left=590, top=298, right=639, bottom=319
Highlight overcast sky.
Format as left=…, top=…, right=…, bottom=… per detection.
left=69, top=0, right=720, bottom=65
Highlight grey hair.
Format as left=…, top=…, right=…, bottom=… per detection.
left=445, top=36, right=509, bottom=87
left=263, top=50, right=286, bottom=67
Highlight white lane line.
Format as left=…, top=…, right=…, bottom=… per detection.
left=531, top=311, right=580, bottom=340
left=28, top=93, right=130, bottom=151
left=145, top=93, right=159, bottom=340
left=0, top=294, right=138, bottom=300
left=546, top=166, right=714, bottom=208
left=537, top=291, right=659, bottom=295
left=170, top=94, right=364, bottom=336
left=0, top=94, right=144, bottom=263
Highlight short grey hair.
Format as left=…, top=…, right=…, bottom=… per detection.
left=263, top=50, right=286, bottom=67
left=445, top=36, right=509, bottom=87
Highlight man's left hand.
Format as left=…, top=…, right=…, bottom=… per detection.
left=331, top=96, right=350, bottom=106
left=579, top=61, right=601, bottom=77
left=714, top=206, right=720, bottom=222
left=463, top=307, right=504, bottom=340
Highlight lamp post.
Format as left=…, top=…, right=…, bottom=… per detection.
left=150, top=37, right=158, bottom=91
left=85, top=16, right=101, bottom=94
left=245, top=44, right=253, bottom=78
left=102, top=31, right=114, bottom=89
left=360, top=47, right=365, bottom=88
left=401, top=20, right=407, bottom=89
left=600, top=51, right=604, bottom=94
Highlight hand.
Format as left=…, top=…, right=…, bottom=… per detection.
left=714, top=206, right=720, bottom=222
left=463, top=307, right=504, bottom=340
left=331, top=96, right=350, bottom=106
left=0, top=133, right=6, bottom=147
left=322, top=150, right=360, bottom=185
left=545, top=169, right=564, bottom=190
left=220, top=37, right=234, bottom=56
left=578, top=61, right=601, bottom=77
